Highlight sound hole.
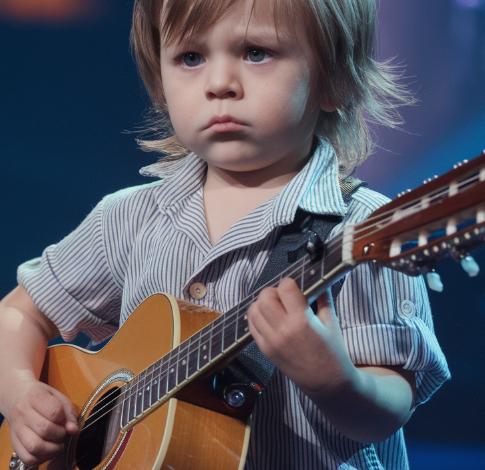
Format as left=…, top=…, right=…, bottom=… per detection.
left=75, top=387, right=121, bottom=470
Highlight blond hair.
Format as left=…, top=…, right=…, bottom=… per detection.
left=131, top=0, right=413, bottom=175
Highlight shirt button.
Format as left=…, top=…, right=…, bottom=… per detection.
left=399, top=300, right=416, bottom=318
left=189, top=282, right=207, bottom=300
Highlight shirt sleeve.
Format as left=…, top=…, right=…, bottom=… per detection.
left=17, top=198, right=122, bottom=343
left=331, top=186, right=450, bottom=406
left=336, top=261, right=451, bottom=407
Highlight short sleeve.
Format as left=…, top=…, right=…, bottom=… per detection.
left=336, top=261, right=450, bottom=407
left=17, top=199, right=122, bottom=343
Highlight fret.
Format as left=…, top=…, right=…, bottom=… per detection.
left=285, top=256, right=305, bottom=287
left=199, top=329, right=210, bottom=368
left=300, top=258, right=308, bottom=290
left=136, top=369, right=146, bottom=417
left=187, top=332, right=201, bottom=377
left=143, top=363, right=155, bottom=411
left=320, top=253, right=327, bottom=278
left=293, top=272, right=303, bottom=290
left=157, top=356, right=170, bottom=402
left=150, top=359, right=162, bottom=406
left=177, top=341, right=190, bottom=385
left=121, top=382, right=131, bottom=428
left=303, top=257, right=324, bottom=293
left=128, top=375, right=139, bottom=423
left=223, top=311, right=237, bottom=351
left=167, top=350, right=179, bottom=391
left=236, top=303, right=250, bottom=340
left=210, top=321, right=224, bottom=361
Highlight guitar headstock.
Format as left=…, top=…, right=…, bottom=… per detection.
left=352, top=150, right=485, bottom=283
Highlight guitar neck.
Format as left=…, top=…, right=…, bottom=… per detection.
left=118, top=231, right=354, bottom=430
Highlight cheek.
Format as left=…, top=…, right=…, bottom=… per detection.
left=259, top=68, right=316, bottom=130
left=163, top=86, right=197, bottom=139
left=286, top=69, right=313, bottom=124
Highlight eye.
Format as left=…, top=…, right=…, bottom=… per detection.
left=246, top=48, right=269, bottom=63
left=181, top=52, right=204, bottom=67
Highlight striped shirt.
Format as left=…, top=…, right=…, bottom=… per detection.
left=18, top=139, right=450, bottom=469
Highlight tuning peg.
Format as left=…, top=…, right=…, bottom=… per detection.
left=461, top=255, right=480, bottom=277
left=426, top=270, right=443, bottom=292
left=451, top=250, right=480, bottom=277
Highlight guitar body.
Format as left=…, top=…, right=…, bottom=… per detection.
left=0, top=294, right=251, bottom=470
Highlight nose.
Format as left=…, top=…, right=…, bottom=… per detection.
left=204, top=59, right=243, bottom=100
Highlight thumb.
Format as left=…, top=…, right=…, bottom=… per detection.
left=50, top=388, right=79, bottom=434
left=315, top=290, right=339, bottom=331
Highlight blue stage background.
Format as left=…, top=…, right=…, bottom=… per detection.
left=1, top=1, right=485, bottom=467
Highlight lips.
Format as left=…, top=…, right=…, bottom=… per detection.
left=205, top=115, right=246, bottom=132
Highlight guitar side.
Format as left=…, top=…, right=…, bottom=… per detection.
left=0, top=294, right=250, bottom=470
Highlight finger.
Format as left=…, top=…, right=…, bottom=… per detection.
left=250, top=286, right=286, bottom=329
left=11, top=425, right=65, bottom=466
left=315, top=290, right=340, bottom=331
left=316, top=289, right=332, bottom=314
left=49, top=389, right=79, bottom=434
left=247, top=300, right=272, bottom=342
left=30, top=414, right=67, bottom=443
left=277, top=278, right=312, bottom=317
left=32, top=387, right=78, bottom=434
left=247, top=296, right=287, bottom=358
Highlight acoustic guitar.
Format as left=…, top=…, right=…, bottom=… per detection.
left=1, top=150, right=484, bottom=470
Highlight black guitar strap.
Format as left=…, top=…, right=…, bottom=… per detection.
left=225, top=176, right=367, bottom=389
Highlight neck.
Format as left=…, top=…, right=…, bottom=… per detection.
left=202, top=163, right=302, bottom=245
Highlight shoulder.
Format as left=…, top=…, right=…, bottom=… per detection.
left=99, top=180, right=166, bottom=223
left=344, top=186, right=391, bottom=224
left=101, top=180, right=165, bottom=210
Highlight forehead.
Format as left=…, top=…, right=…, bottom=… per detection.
left=159, top=0, right=305, bottom=46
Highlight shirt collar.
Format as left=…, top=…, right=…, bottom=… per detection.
left=270, top=139, right=347, bottom=227
left=139, top=138, right=347, bottom=218
left=297, top=138, right=348, bottom=216
left=140, top=152, right=207, bottom=211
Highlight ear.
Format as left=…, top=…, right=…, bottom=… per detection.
left=319, top=96, right=337, bottom=113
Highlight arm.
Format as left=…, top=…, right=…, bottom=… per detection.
left=247, top=278, right=415, bottom=443
left=0, top=286, right=78, bottom=465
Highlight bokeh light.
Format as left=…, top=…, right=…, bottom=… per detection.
left=0, top=0, right=102, bottom=22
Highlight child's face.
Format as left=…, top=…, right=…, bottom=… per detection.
left=159, top=0, right=333, bottom=175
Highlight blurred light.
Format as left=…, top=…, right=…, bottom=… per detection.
left=454, top=0, right=482, bottom=8
left=0, top=0, right=102, bottom=22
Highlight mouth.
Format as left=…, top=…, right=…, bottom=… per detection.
left=205, top=115, right=246, bottom=132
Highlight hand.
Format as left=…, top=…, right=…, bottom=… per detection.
left=247, top=277, right=416, bottom=442
left=7, top=380, right=79, bottom=466
left=247, top=277, right=356, bottom=396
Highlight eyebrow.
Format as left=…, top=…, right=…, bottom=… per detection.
left=168, top=24, right=289, bottom=50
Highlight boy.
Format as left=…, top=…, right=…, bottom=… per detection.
left=0, top=0, right=449, bottom=468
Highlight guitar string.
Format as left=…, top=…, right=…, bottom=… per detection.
left=15, top=171, right=484, bottom=468
left=322, top=172, right=483, bottom=259
left=28, top=253, right=342, bottom=467
left=75, top=255, right=320, bottom=434
left=345, top=173, right=482, bottom=241
left=17, top=170, right=485, bottom=470
left=74, top=172, right=483, bottom=434
left=56, top=172, right=484, bottom=440
left=26, top=173, right=484, bottom=470
left=85, top=171, right=485, bottom=434
left=365, top=173, right=480, bottom=227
